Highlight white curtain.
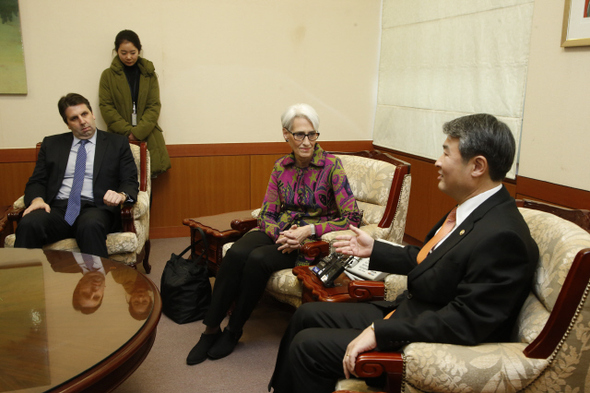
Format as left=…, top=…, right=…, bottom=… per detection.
left=373, top=0, right=535, bottom=178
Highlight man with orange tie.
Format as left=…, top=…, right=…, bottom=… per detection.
left=269, top=114, right=539, bottom=393
left=14, top=93, right=138, bottom=258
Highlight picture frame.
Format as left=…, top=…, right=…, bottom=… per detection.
left=562, top=0, right=590, bottom=47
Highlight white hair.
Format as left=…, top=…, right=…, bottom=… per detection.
left=281, top=103, right=320, bottom=131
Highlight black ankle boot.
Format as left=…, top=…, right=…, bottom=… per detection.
left=207, top=328, right=242, bottom=359
left=186, top=331, right=222, bottom=365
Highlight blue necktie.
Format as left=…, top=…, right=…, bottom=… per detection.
left=64, top=140, right=88, bottom=226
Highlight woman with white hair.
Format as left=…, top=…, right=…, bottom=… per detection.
left=187, top=103, right=361, bottom=365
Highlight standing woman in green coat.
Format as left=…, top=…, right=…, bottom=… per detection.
left=99, top=29, right=171, bottom=177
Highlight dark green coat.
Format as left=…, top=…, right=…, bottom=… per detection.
left=99, top=56, right=171, bottom=176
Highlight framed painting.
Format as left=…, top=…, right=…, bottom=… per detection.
left=0, top=0, right=27, bottom=94
left=562, top=0, right=590, bottom=47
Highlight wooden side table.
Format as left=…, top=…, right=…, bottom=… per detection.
left=182, top=210, right=255, bottom=276
left=293, top=265, right=354, bottom=303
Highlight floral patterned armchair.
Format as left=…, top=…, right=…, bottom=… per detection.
left=4, top=141, right=152, bottom=273
left=183, top=150, right=411, bottom=308
left=334, top=200, right=590, bottom=393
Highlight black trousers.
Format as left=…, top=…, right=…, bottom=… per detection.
left=269, top=302, right=384, bottom=393
left=203, top=230, right=298, bottom=332
left=14, top=200, right=116, bottom=258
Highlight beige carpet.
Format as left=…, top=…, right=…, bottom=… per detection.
left=114, top=237, right=294, bottom=393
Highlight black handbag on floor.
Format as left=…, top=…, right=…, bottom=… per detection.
left=160, top=227, right=212, bottom=324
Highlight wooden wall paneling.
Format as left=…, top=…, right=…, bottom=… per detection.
left=399, top=156, right=455, bottom=243
left=150, top=155, right=251, bottom=238
left=516, top=176, right=590, bottom=209
left=0, top=162, right=36, bottom=207
left=250, top=154, right=284, bottom=209
left=504, top=182, right=516, bottom=198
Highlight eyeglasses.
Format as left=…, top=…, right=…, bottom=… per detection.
left=287, top=130, right=320, bottom=141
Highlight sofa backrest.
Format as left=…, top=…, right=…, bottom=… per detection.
left=514, top=207, right=590, bottom=344
left=334, top=150, right=411, bottom=245
left=336, top=154, right=395, bottom=226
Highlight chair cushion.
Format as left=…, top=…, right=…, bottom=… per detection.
left=403, top=342, right=548, bottom=393
left=335, top=378, right=383, bottom=392
left=384, top=273, right=408, bottom=302
left=4, top=232, right=138, bottom=260
left=266, top=268, right=302, bottom=297
left=3, top=234, right=14, bottom=247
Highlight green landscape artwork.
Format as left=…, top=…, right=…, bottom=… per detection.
left=0, top=0, right=27, bottom=94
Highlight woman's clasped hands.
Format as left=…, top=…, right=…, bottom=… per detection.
left=277, top=224, right=314, bottom=253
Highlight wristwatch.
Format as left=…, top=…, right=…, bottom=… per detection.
left=370, top=322, right=375, bottom=331
left=310, top=224, right=316, bottom=236
left=120, top=192, right=129, bottom=203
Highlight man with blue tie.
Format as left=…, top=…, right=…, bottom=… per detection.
left=14, top=93, right=138, bottom=258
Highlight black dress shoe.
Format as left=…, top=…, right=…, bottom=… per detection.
left=207, top=328, right=242, bottom=359
left=186, top=331, right=222, bottom=365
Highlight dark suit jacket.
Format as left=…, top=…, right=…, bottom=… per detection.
left=370, top=186, right=539, bottom=351
left=24, top=130, right=139, bottom=215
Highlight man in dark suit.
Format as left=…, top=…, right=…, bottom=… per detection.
left=15, top=93, right=138, bottom=258
left=269, top=114, right=539, bottom=393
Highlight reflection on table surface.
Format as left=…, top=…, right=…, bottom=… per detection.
left=0, top=248, right=159, bottom=393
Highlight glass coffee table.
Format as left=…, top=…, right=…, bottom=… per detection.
left=0, top=248, right=161, bottom=392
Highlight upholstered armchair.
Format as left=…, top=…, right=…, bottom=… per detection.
left=184, top=150, right=411, bottom=308
left=334, top=200, right=590, bottom=393
left=4, top=141, right=152, bottom=273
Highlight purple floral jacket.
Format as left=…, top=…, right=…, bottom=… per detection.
left=258, top=144, right=361, bottom=265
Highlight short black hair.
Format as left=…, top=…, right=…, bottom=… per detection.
left=57, top=93, right=92, bottom=124
left=443, top=114, right=515, bottom=181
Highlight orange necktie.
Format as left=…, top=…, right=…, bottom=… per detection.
left=416, top=207, right=457, bottom=264
left=383, top=208, right=457, bottom=320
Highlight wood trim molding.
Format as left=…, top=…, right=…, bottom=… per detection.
left=516, top=176, right=590, bottom=209
left=0, top=148, right=36, bottom=163
left=0, top=140, right=374, bottom=164
left=166, top=140, right=374, bottom=157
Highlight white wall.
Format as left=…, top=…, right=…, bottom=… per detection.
left=0, top=0, right=381, bottom=148
left=519, top=1, right=590, bottom=191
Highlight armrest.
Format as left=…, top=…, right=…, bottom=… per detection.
left=131, top=190, right=150, bottom=218
left=348, top=280, right=385, bottom=301
left=120, top=203, right=136, bottom=233
left=7, top=207, right=24, bottom=223
left=305, top=225, right=380, bottom=261
left=354, top=351, right=404, bottom=393
left=301, top=240, right=331, bottom=260
left=7, top=195, right=25, bottom=223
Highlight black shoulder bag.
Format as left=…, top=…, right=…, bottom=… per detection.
left=160, top=227, right=212, bottom=324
